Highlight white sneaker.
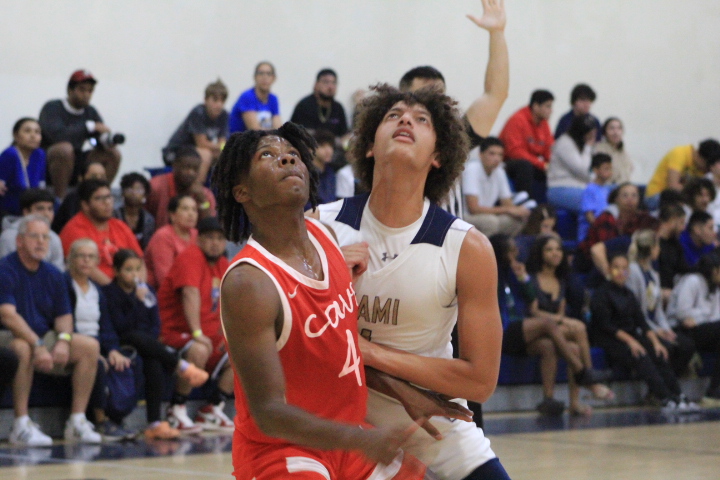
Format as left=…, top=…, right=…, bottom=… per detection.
left=64, top=417, right=102, bottom=443
left=660, top=399, right=678, bottom=413
left=194, top=402, right=234, bottom=431
left=9, top=420, right=52, bottom=446
left=677, top=395, right=702, bottom=413
left=167, top=404, right=203, bottom=435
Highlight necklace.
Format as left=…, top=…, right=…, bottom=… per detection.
left=302, top=255, right=320, bottom=280
left=318, top=103, right=331, bottom=124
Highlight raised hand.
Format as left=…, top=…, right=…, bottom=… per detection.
left=467, top=0, right=506, bottom=32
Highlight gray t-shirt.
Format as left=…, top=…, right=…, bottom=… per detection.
left=166, top=104, right=229, bottom=150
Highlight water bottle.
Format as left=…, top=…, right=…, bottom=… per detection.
left=136, top=279, right=157, bottom=308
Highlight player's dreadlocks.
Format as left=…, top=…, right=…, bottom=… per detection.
left=211, top=122, right=319, bottom=242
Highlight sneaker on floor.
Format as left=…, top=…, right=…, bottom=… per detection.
left=99, top=420, right=137, bottom=441
left=536, top=397, right=565, bottom=416
left=179, top=363, right=209, bottom=388
left=145, top=421, right=181, bottom=440
left=676, top=395, right=702, bottom=413
left=660, top=398, right=679, bottom=413
left=9, top=420, right=52, bottom=446
left=167, top=404, right=203, bottom=435
left=64, top=417, right=102, bottom=443
left=194, top=402, right=234, bottom=431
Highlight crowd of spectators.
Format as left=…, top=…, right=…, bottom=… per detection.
left=1, top=61, right=719, bottom=446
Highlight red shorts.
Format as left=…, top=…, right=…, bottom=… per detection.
left=161, top=330, right=228, bottom=375
left=233, top=441, right=426, bottom=480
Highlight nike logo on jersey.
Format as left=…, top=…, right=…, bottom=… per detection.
left=382, top=252, right=399, bottom=262
left=288, top=284, right=299, bottom=298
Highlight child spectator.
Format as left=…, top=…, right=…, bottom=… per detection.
left=526, top=234, right=612, bottom=415
left=163, top=79, right=229, bottom=184
left=594, top=117, right=633, bottom=184
left=104, top=249, right=208, bottom=439
left=667, top=253, right=720, bottom=407
left=577, top=153, right=613, bottom=241
left=516, top=204, right=557, bottom=262
left=0, top=118, right=45, bottom=217
left=144, top=195, right=198, bottom=290
left=679, top=210, right=716, bottom=267
left=113, top=172, right=155, bottom=249
left=680, top=177, right=715, bottom=219
left=626, top=230, right=695, bottom=375
left=590, top=252, right=696, bottom=412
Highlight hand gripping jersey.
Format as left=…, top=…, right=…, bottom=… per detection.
left=319, top=194, right=497, bottom=480
left=223, top=218, right=426, bottom=480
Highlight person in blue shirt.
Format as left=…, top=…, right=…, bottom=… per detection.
left=228, top=62, right=282, bottom=134
left=554, top=84, right=602, bottom=141
left=0, top=118, right=46, bottom=217
left=578, top=153, right=614, bottom=241
left=679, top=210, right=716, bottom=267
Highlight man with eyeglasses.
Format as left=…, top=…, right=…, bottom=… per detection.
left=0, top=189, right=65, bottom=271
left=228, top=61, right=282, bottom=134
left=59, top=179, right=143, bottom=285
left=0, top=215, right=102, bottom=445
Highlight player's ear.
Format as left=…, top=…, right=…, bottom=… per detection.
left=430, top=151, right=440, bottom=169
left=366, top=143, right=374, bottom=158
left=232, top=184, right=249, bottom=203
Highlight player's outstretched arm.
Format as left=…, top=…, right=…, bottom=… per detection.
left=221, top=263, right=418, bottom=465
left=465, top=0, right=509, bottom=138
left=361, top=230, right=502, bottom=403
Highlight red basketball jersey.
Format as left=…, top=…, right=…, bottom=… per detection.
left=223, top=218, right=367, bottom=448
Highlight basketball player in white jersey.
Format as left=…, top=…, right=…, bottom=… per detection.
left=310, top=85, right=511, bottom=480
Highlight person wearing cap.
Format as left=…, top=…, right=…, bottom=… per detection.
left=38, top=69, right=121, bottom=199
left=157, top=217, right=233, bottom=434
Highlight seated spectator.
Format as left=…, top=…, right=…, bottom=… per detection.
left=290, top=69, right=349, bottom=141
left=547, top=114, right=597, bottom=213
left=104, top=249, right=208, bottom=439
left=679, top=210, right=716, bottom=267
left=591, top=253, right=698, bottom=412
left=145, top=195, right=198, bottom=290
left=52, top=159, right=107, bottom=233
left=65, top=238, right=136, bottom=441
left=0, top=215, right=101, bottom=445
left=0, top=189, right=64, bottom=271
left=645, top=139, right=720, bottom=210
left=310, top=130, right=338, bottom=205
left=228, top=62, right=281, bottom=134
left=667, top=253, right=720, bottom=407
left=146, top=146, right=216, bottom=228
left=491, top=234, right=612, bottom=417
left=39, top=70, right=121, bottom=199
left=680, top=177, right=715, bottom=220
left=59, top=180, right=143, bottom=285
left=498, top=89, right=554, bottom=202
left=526, top=234, right=612, bottom=415
left=594, top=117, right=633, bottom=184
left=0, top=118, right=45, bottom=217
left=462, top=137, right=531, bottom=237
left=657, top=203, right=690, bottom=302
left=627, top=230, right=694, bottom=376
left=516, top=204, right=557, bottom=262
left=554, top=84, right=602, bottom=140
left=158, top=217, right=233, bottom=433
left=578, top=183, right=658, bottom=276
left=113, top=172, right=155, bottom=250
left=706, top=154, right=720, bottom=231
left=163, top=79, right=229, bottom=183
left=577, top=153, right=614, bottom=242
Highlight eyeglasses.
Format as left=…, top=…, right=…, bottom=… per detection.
left=23, top=233, right=50, bottom=242
left=91, top=194, right=114, bottom=203
left=256, top=71, right=274, bottom=77
left=73, top=253, right=98, bottom=260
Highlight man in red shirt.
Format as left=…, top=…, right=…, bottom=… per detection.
left=146, top=146, right=216, bottom=228
left=498, top=90, right=555, bottom=202
left=158, top=216, right=232, bottom=434
left=59, top=179, right=142, bottom=285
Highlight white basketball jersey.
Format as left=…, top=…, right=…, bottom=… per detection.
left=319, top=193, right=496, bottom=480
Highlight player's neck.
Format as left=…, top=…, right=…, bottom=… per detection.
left=367, top=177, right=426, bottom=228
left=252, top=210, right=311, bottom=256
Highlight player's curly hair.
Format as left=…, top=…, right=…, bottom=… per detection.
left=211, top=122, right=319, bottom=242
left=350, top=84, right=469, bottom=204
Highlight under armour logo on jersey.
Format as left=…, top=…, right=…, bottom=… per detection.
left=382, top=252, right=398, bottom=262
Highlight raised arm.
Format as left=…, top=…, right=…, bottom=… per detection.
left=221, top=264, right=417, bottom=464
left=464, top=0, right=509, bottom=138
left=361, top=230, right=502, bottom=402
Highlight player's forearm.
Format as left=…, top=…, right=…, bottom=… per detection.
left=364, top=343, right=497, bottom=402
left=484, top=30, right=509, bottom=106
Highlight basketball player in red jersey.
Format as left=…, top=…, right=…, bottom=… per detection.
left=213, top=122, right=446, bottom=480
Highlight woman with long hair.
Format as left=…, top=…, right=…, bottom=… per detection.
left=0, top=118, right=46, bottom=217
left=594, top=117, right=633, bottom=184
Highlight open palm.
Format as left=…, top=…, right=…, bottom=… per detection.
left=467, top=0, right=506, bottom=32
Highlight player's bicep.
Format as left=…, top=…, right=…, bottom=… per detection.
left=221, top=264, right=287, bottom=418
left=455, top=230, right=502, bottom=381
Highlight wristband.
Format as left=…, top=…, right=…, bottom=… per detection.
left=199, top=201, right=211, bottom=210
left=192, top=329, right=203, bottom=339
left=58, top=332, right=72, bottom=342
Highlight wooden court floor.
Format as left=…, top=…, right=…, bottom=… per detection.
left=1, top=419, right=719, bottom=479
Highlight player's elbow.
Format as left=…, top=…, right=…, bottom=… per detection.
left=250, top=402, right=286, bottom=438
left=466, top=380, right=498, bottom=404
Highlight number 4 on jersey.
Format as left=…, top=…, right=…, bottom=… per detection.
left=338, top=329, right=362, bottom=386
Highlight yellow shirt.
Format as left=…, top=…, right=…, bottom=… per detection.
left=646, top=145, right=702, bottom=197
